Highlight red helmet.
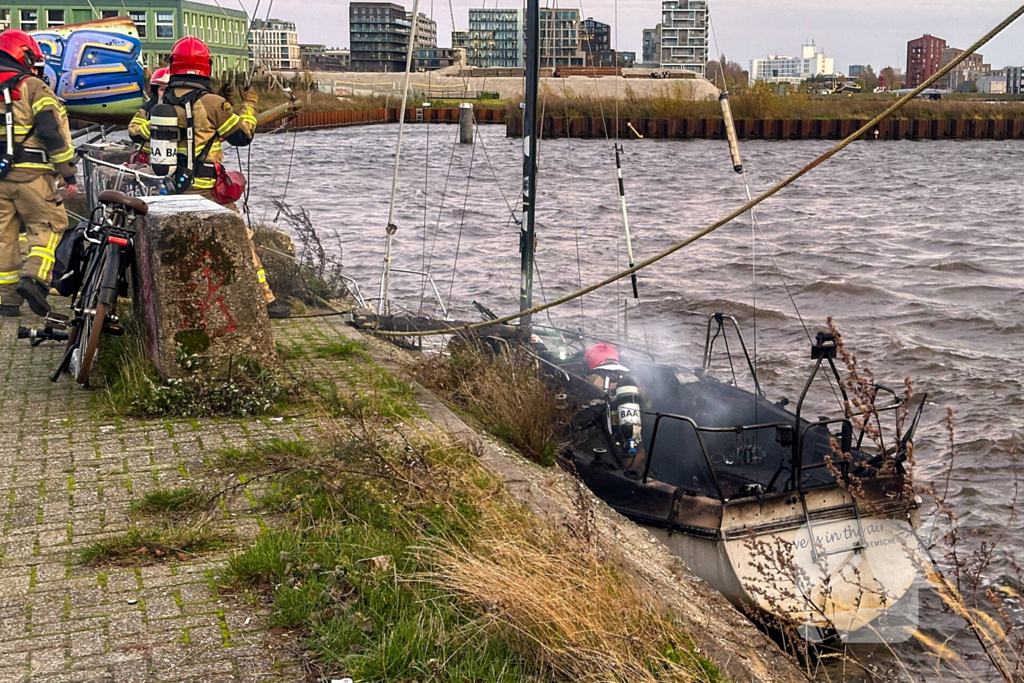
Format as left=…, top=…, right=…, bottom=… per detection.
left=584, top=343, right=621, bottom=372
left=0, top=29, right=44, bottom=71
left=169, top=36, right=211, bottom=77
left=150, top=66, right=170, bottom=86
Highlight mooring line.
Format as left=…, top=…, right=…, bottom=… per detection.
left=377, top=4, right=1024, bottom=338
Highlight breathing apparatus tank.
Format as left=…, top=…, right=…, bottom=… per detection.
left=612, top=374, right=643, bottom=458
left=148, top=102, right=179, bottom=176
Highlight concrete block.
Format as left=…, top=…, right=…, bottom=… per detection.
left=132, top=195, right=277, bottom=378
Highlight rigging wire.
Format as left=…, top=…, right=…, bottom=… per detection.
left=420, top=125, right=463, bottom=312
left=561, top=78, right=586, bottom=333
left=445, top=119, right=481, bottom=311
left=378, top=3, right=1024, bottom=337
left=708, top=14, right=843, bottom=413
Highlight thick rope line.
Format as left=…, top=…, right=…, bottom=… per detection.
left=379, top=4, right=1024, bottom=338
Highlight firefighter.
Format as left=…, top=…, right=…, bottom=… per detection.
left=128, top=37, right=290, bottom=319
left=0, top=29, right=77, bottom=318
left=128, top=68, right=170, bottom=164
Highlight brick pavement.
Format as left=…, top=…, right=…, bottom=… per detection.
left=0, top=315, right=321, bottom=683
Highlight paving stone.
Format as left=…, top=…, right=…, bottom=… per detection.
left=0, top=320, right=304, bottom=681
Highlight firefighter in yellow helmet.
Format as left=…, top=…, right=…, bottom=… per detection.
left=128, top=37, right=290, bottom=319
left=0, top=29, right=77, bottom=318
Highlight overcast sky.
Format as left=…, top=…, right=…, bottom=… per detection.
left=252, top=0, right=1023, bottom=73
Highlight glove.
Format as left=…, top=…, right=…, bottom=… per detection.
left=243, top=88, right=259, bottom=105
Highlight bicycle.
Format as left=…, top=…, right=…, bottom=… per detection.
left=19, top=189, right=149, bottom=386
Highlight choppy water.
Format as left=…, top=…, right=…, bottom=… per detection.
left=237, top=123, right=1024, bottom=680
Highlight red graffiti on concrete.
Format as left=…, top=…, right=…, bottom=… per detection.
left=195, top=261, right=238, bottom=338
left=176, top=240, right=238, bottom=339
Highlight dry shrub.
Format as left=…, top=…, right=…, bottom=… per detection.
left=417, top=340, right=567, bottom=466
left=429, top=513, right=712, bottom=683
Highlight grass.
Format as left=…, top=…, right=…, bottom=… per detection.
left=130, top=486, right=207, bottom=518
left=78, top=522, right=232, bottom=565
left=314, top=340, right=369, bottom=361
left=223, top=424, right=723, bottom=682
left=219, top=346, right=723, bottom=682
left=416, top=341, right=566, bottom=466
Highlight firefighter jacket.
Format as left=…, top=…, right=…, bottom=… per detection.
left=128, top=77, right=257, bottom=191
left=0, top=64, right=77, bottom=184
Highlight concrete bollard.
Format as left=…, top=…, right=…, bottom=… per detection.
left=459, top=102, right=474, bottom=144
left=131, top=195, right=278, bottom=378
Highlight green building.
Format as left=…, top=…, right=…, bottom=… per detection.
left=0, top=1, right=250, bottom=75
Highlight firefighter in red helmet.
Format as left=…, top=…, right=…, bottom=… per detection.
left=128, top=37, right=289, bottom=319
left=0, top=29, right=77, bottom=318
left=128, top=68, right=171, bottom=162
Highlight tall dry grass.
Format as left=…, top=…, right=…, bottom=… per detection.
left=518, top=85, right=1024, bottom=121
left=417, top=341, right=568, bottom=466
left=428, top=506, right=721, bottom=682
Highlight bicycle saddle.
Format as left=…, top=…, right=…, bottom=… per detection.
left=97, top=190, right=149, bottom=216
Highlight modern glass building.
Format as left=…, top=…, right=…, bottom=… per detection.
left=1, top=0, right=249, bottom=74
left=580, top=17, right=610, bottom=66
left=659, top=0, right=707, bottom=75
left=466, top=8, right=523, bottom=68
left=349, top=2, right=411, bottom=72
left=538, top=8, right=584, bottom=68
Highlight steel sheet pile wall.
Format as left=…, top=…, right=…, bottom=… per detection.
left=505, top=116, right=1024, bottom=140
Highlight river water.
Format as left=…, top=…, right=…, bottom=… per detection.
left=238, top=123, right=1024, bottom=680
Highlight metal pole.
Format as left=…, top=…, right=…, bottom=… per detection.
left=377, top=0, right=420, bottom=315
left=519, top=0, right=540, bottom=332
left=614, top=143, right=639, bottom=299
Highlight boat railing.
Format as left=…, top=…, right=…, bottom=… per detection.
left=643, top=412, right=800, bottom=502
left=369, top=268, right=450, bottom=320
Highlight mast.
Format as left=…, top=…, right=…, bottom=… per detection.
left=377, top=0, right=421, bottom=315
left=518, top=0, right=540, bottom=333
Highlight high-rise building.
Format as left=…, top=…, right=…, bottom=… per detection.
left=451, top=28, right=470, bottom=52
left=642, top=25, right=661, bottom=65
left=750, top=43, right=834, bottom=85
left=409, top=11, right=436, bottom=48
left=659, top=0, right=707, bottom=75
left=466, top=8, right=523, bottom=68
left=906, top=34, right=946, bottom=88
left=349, top=2, right=411, bottom=72
left=250, top=18, right=300, bottom=71
left=849, top=64, right=864, bottom=78
left=539, top=8, right=584, bottom=68
left=2, top=0, right=249, bottom=73
left=580, top=17, right=610, bottom=66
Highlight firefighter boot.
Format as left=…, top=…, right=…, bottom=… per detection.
left=17, top=277, right=50, bottom=317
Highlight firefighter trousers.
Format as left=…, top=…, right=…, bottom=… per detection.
left=188, top=188, right=275, bottom=304
left=0, top=175, right=67, bottom=307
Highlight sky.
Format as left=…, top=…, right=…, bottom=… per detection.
left=250, top=0, right=1023, bottom=73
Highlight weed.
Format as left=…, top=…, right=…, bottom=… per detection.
left=78, top=523, right=232, bottom=565
left=98, top=317, right=309, bottom=418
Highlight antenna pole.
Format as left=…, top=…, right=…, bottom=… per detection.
left=378, top=0, right=420, bottom=315
left=519, top=0, right=540, bottom=334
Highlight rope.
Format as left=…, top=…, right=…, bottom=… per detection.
left=377, top=3, right=1024, bottom=337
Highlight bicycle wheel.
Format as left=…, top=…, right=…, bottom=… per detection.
left=72, top=248, right=110, bottom=385
left=75, top=300, right=108, bottom=385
